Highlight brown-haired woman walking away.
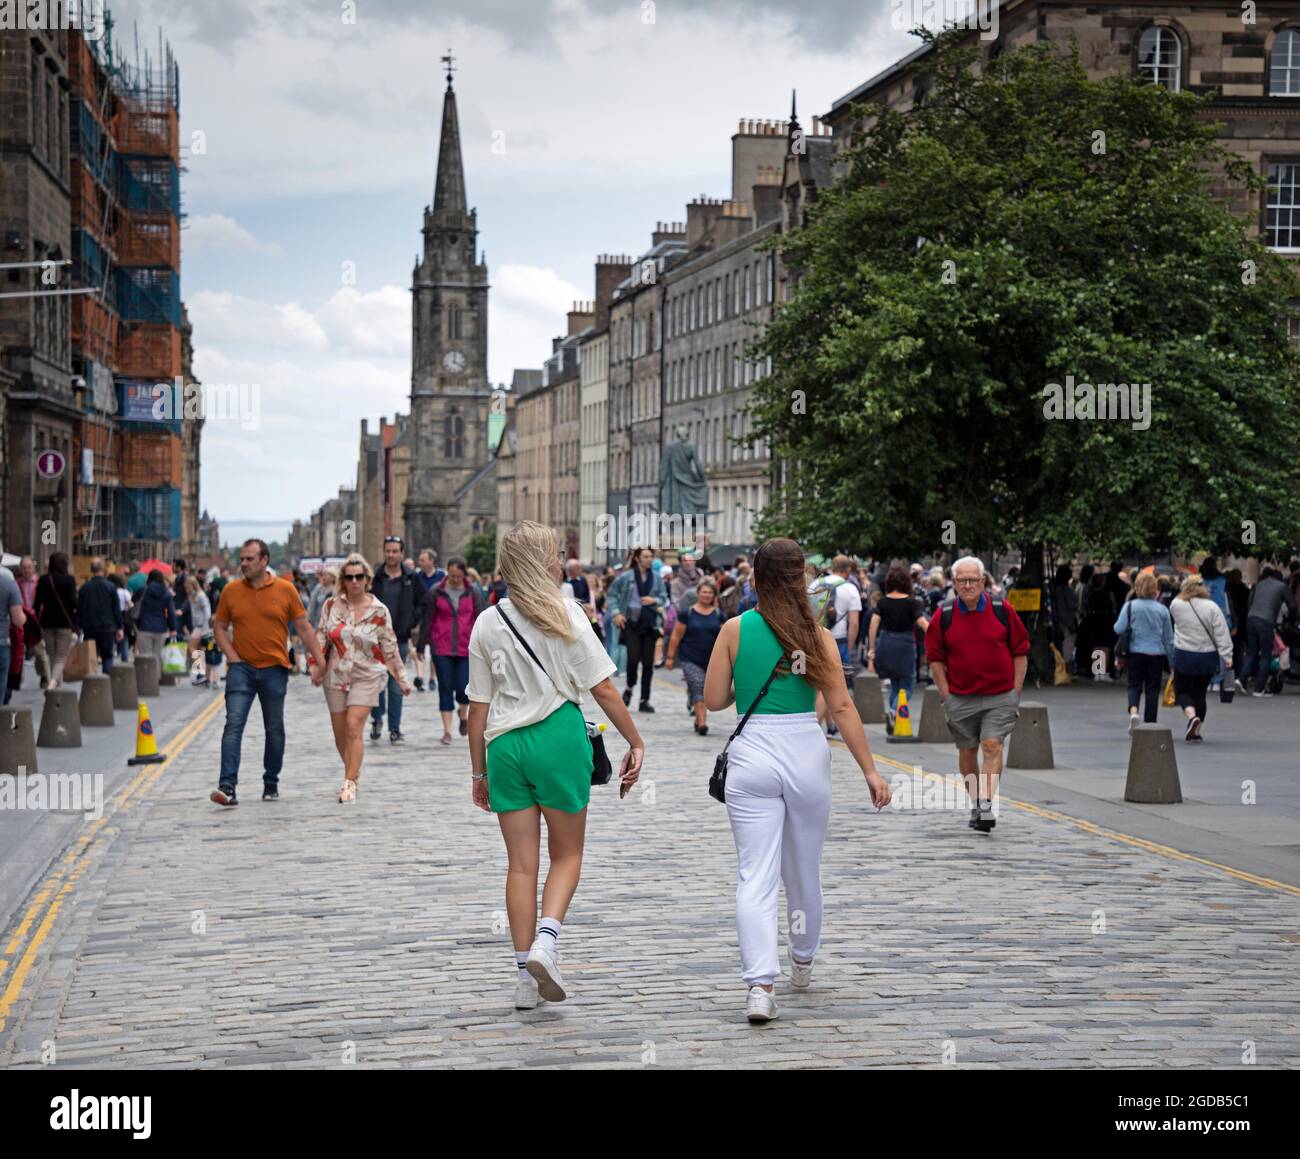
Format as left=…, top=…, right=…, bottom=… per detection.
left=705, top=538, right=891, bottom=1024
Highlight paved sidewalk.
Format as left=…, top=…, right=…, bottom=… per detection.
left=1, top=670, right=1297, bottom=1069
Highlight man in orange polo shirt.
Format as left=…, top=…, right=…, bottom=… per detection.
left=209, top=538, right=326, bottom=806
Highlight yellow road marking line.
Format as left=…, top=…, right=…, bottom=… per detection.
left=857, top=743, right=1300, bottom=899
left=654, top=670, right=1300, bottom=896
left=0, top=693, right=226, bottom=1032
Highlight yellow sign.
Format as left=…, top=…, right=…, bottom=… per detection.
left=1006, top=587, right=1042, bottom=612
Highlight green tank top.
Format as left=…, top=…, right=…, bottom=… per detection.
left=734, top=609, right=816, bottom=714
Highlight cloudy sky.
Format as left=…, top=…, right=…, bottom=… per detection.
left=108, top=0, right=919, bottom=545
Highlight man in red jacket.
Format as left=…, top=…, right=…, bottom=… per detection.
left=925, top=556, right=1031, bottom=833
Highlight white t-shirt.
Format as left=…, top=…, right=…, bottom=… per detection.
left=810, top=575, right=862, bottom=640
left=468, top=597, right=616, bottom=744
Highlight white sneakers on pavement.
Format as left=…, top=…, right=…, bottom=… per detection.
left=514, top=974, right=543, bottom=1010
left=526, top=943, right=567, bottom=1002
left=746, top=985, right=778, bottom=1024
left=789, top=953, right=814, bottom=990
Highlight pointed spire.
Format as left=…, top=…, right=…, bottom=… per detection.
left=790, top=89, right=799, bottom=129
left=433, top=64, right=467, bottom=215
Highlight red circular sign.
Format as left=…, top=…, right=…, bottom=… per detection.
left=36, top=450, right=66, bottom=479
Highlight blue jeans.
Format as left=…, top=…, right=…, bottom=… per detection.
left=875, top=630, right=916, bottom=713
left=1238, top=616, right=1273, bottom=692
left=836, top=638, right=855, bottom=689
left=220, top=662, right=289, bottom=788
left=371, top=638, right=409, bottom=733
left=0, top=643, right=10, bottom=705
left=433, top=653, right=469, bottom=713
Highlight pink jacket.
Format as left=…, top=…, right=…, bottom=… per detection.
left=419, top=580, right=483, bottom=657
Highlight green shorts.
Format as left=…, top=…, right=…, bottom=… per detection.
left=487, top=701, right=593, bottom=814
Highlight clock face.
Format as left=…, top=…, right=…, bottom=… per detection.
left=443, top=350, right=465, bottom=373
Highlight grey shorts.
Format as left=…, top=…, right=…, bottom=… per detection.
left=943, top=690, right=1020, bottom=749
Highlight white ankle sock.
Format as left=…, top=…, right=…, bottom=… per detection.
left=515, top=951, right=529, bottom=977
left=535, top=916, right=562, bottom=953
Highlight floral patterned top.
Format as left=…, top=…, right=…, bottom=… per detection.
left=314, top=595, right=407, bottom=691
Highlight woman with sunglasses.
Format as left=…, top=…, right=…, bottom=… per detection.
left=313, top=553, right=412, bottom=803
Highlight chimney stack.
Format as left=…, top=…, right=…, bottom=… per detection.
left=593, top=253, right=634, bottom=330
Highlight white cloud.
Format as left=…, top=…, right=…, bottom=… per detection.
left=184, top=213, right=284, bottom=256
left=317, top=286, right=410, bottom=357
left=490, top=264, right=585, bottom=382
left=494, top=263, right=584, bottom=319
left=188, top=290, right=330, bottom=352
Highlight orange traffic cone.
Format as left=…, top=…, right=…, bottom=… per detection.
left=127, top=701, right=166, bottom=765
left=886, top=687, right=921, bottom=744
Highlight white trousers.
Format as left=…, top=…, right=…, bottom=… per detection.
left=724, top=712, right=832, bottom=987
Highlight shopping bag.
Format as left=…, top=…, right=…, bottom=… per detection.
left=63, top=639, right=98, bottom=681
left=1162, top=674, right=1176, bottom=707
left=161, top=641, right=188, bottom=675
left=1050, top=643, right=1071, bottom=685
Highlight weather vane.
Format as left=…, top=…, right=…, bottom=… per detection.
left=441, top=48, right=456, bottom=89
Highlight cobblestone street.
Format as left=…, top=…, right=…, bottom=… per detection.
left=2, top=672, right=1298, bottom=1070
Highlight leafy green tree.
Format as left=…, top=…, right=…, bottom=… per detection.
left=752, top=32, right=1300, bottom=562
left=464, top=524, right=497, bottom=576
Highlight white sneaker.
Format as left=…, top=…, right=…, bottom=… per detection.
left=526, top=943, right=567, bottom=1002
left=789, top=952, right=814, bottom=989
left=1127, top=713, right=1138, bottom=735
left=514, top=974, right=542, bottom=1010
left=746, top=985, right=778, bottom=1023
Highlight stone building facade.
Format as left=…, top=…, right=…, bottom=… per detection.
left=825, top=0, right=1300, bottom=270
left=356, top=413, right=412, bottom=564
left=1, top=26, right=75, bottom=558
left=578, top=326, right=609, bottom=562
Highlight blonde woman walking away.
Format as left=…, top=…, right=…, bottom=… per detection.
left=1169, top=574, right=1232, bottom=742
left=468, top=521, right=645, bottom=1010
left=705, top=538, right=891, bottom=1024
left=314, top=553, right=412, bottom=802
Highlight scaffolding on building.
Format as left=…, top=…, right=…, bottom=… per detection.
left=68, top=9, right=186, bottom=559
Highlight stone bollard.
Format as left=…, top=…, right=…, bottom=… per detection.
left=159, top=670, right=180, bottom=687
left=917, top=685, right=951, bottom=743
left=134, top=655, right=161, bottom=698
left=1124, top=725, right=1182, bottom=803
left=111, top=663, right=139, bottom=711
left=852, top=672, right=885, bottom=724
left=79, top=674, right=116, bottom=727
left=37, top=689, right=83, bottom=749
left=0, top=707, right=38, bottom=776
left=1007, top=701, right=1054, bottom=769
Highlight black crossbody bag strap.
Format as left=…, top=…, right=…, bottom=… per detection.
left=720, top=658, right=784, bottom=756
left=497, top=604, right=560, bottom=692
left=709, top=656, right=786, bottom=803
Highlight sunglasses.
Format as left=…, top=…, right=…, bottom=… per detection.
left=342, top=573, right=367, bottom=583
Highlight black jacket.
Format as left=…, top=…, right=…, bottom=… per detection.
left=78, top=575, right=123, bottom=634
left=371, top=565, right=425, bottom=641
left=35, top=573, right=78, bottom=630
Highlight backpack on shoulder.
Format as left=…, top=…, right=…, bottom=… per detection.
left=938, top=594, right=1012, bottom=646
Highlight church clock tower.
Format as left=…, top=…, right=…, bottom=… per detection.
left=405, top=52, right=495, bottom=557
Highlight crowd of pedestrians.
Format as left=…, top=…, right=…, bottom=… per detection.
left=0, top=551, right=243, bottom=703
left=6, top=532, right=1294, bottom=1025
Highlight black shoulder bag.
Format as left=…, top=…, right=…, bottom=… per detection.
left=496, top=604, right=613, bottom=785
left=709, top=658, right=784, bottom=803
